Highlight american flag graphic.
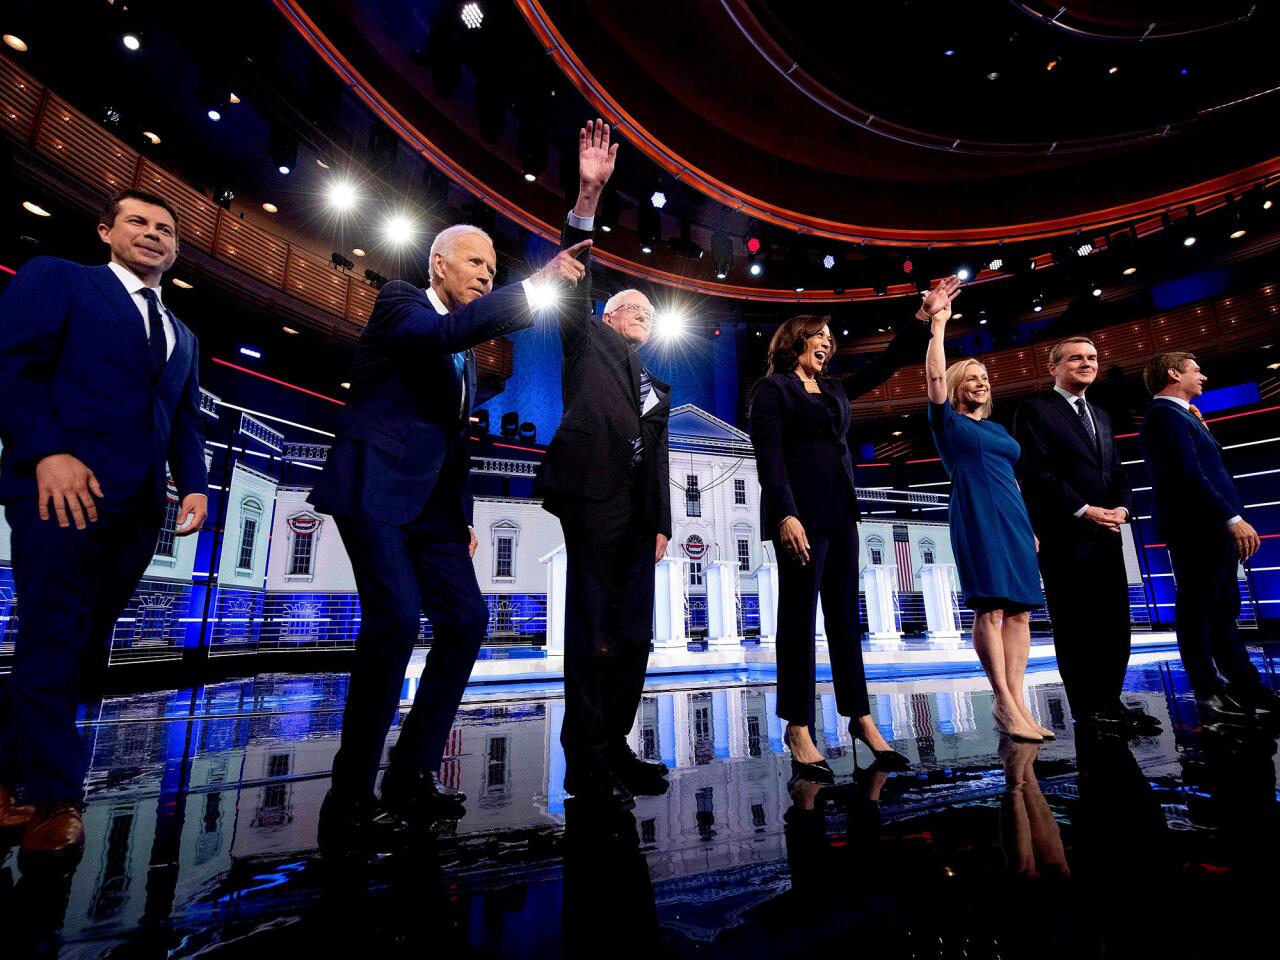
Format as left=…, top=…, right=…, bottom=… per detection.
left=893, top=525, right=914, bottom=594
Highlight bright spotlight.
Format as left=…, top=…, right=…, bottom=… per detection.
left=822, top=254, right=836, bottom=270
left=653, top=310, right=686, bottom=341
left=640, top=244, right=654, bottom=255
left=1122, top=266, right=1137, bottom=276
left=122, top=34, right=141, bottom=52
left=749, top=261, right=763, bottom=277
left=207, top=109, right=222, bottom=122
left=383, top=215, right=417, bottom=245
left=328, top=181, right=358, bottom=212
left=956, top=267, right=971, bottom=281
left=525, top=281, right=561, bottom=313
left=1075, top=243, right=1093, bottom=257
left=1230, top=228, right=1247, bottom=239
left=1092, top=286, right=1103, bottom=297
left=1182, top=235, right=1197, bottom=247
left=461, top=3, right=484, bottom=29
left=650, top=191, right=667, bottom=209
left=278, top=165, right=291, bottom=176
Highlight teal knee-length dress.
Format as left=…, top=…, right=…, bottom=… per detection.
left=927, top=400, right=1043, bottom=611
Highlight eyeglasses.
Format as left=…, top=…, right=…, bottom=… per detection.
left=612, top=303, right=653, bottom=321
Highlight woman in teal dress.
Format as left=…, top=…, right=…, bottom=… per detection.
left=924, top=310, right=1050, bottom=743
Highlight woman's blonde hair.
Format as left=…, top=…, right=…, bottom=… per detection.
left=945, top=358, right=993, bottom=419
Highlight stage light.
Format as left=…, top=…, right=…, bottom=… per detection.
left=1179, top=67, right=1189, bottom=76
left=650, top=191, right=667, bottom=209
left=214, top=187, right=234, bottom=209
left=22, top=201, right=50, bottom=217
left=1109, top=65, right=1119, bottom=74
left=978, top=310, right=988, bottom=325
left=746, top=236, right=762, bottom=255
left=461, top=3, right=484, bottom=29
left=383, top=214, right=418, bottom=246
left=1123, top=266, right=1137, bottom=276
left=873, top=282, right=886, bottom=297
left=641, top=244, right=653, bottom=254
left=207, top=109, right=221, bottom=122
left=315, top=158, right=331, bottom=170
left=142, top=131, right=161, bottom=145
left=892, top=431, right=903, bottom=437
left=262, top=202, right=278, bottom=214
left=103, top=106, right=121, bottom=126
left=713, top=326, right=721, bottom=337
left=525, top=281, right=561, bottom=312
left=654, top=310, right=686, bottom=341
left=327, top=181, right=358, bottom=212
left=364, top=269, right=388, bottom=288
left=944, top=49, right=955, bottom=57
left=1075, top=243, right=1093, bottom=257
left=987, top=71, right=1000, bottom=81
left=229, top=92, right=241, bottom=104
left=340, top=382, right=351, bottom=390
left=842, top=328, right=849, bottom=336
left=3, top=35, right=27, bottom=52
left=902, top=257, right=914, bottom=274
left=711, top=231, right=732, bottom=280
left=796, top=285, right=806, bottom=293
left=1092, top=286, right=1103, bottom=297
left=1183, top=235, right=1197, bottom=247
left=171, top=279, right=193, bottom=289
left=956, top=267, right=971, bottom=281
left=1032, top=293, right=1044, bottom=312
left=523, top=172, right=536, bottom=182
left=601, top=225, right=611, bottom=232
left=271, top=126, right=298, bottom=174
left=1265, top=199, right=1274, bottom=211
left=278, top=164, right=291, bottom=176
left=239, top=346, right=262, bottom=359
left=822, top=253, right=836, bottom=270
left=986, top=257, right=1004, bottom=272
left=952, top=312, right=964, bottom=321
left=282, top=326, right=300, bottom=335
left=352, top=248, right=366, bottom=257
left=331, top=252, right=355, bottom=270
left=122, top=34, right=141, bottom=52
left=1231, top=227, right=1247, bottom=239
left=1046, top=58, right=1060, bottom=71
left=749, top=260, right=763, bottom=277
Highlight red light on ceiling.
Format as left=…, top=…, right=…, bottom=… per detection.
left=746, top=237, right=761, bottom=254
left=902, top=258, right=914, bottom=274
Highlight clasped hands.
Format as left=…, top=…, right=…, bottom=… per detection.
left=1082, top=505, right=1127, bottom=532
left=36, top=452, right=206, bottom=535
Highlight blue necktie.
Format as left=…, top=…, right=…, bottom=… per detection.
left=454, top=351, right=468, bottom=417
left=140, top=288, right=167, bottom=373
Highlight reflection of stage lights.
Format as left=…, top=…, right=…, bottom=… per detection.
left=653, top=310, right=686, bottom=341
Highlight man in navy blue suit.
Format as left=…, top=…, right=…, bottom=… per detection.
left=0, top=190, right=208, bottom=857
left=309, top=124, right=607, bottom=853
left=1139, top=351, right=1277, bottom=725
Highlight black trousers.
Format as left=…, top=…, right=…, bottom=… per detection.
left=556, top=477, right=655, bottom=767
left=1167, top=530, right=1260, bottom=698
left=1038, top=532, right=1132, bottom=715
left=0, top=491, right=162, bottom=803
left=331, top=495, right=488, bottom=801
left=774, top=519, right=871, bottom=725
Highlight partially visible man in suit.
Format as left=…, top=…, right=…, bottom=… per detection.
left=1014, top=337, right=1158, bottom=736
left=1139, top=351, right=1276, bottom=725
left=537, top=173, right=673, bottom=804
left=0, top=190, right=209, bottom=857
left=309, top=124, right=607, bottom=852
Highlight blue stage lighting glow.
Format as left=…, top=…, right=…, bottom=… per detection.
left=239, top=346, right=262, bottom=359
left=207, top=109, right=221, bottom=122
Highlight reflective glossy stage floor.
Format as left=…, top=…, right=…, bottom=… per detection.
left=3, top=656, right=1279, bottom=959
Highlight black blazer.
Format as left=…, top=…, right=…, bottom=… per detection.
left=0, top=257, right=207, bottom=506
left=309, top=281, right=534, bottom=526
left=535, top=222, right=673, bottom=539
left=748, top=317, right=930, bottom=539
left=1139, top=398, right=1244, bottom=543
left=1013, top=390, right=1132, bottom=547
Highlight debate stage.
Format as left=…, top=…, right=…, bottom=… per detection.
left=4, top=644, right=1278, bottom=958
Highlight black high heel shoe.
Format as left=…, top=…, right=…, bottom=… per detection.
left=852, top=730, right=911, bottom=772
left=783, top=729, right=835, bottom=784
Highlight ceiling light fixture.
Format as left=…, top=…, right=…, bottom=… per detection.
left=327, top=181, right=358, bottom=212
left=1123, top=266, right=1137, bottom=276
left=262, top=202, right=278, bottom=214
left=383, top=214, right=417, bottom=246
left=3, top=34, right=27, bottom=52
left=352, top=248, right=366, bottom=257
left=228, top=92, right=241, bottom=104
left=122, top=33, right=141, bottom=52
left=142, top=130, right=161, bottom=145
left=207, top=108, right=221, bottom=122
left=340, top=382, right=351, bottom=389
left=282, top=326, right=299, bottom=335
left=461, top=3, right=484, bottom=29
left=172, top=279, right=193, bottom=289
left=650, top=191, right=667, bottom=209
left=21, top=201, right=50, bottom=217
left=822, top=253, right=836, bottom=270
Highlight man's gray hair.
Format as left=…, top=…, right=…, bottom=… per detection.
left=1049, top=336, right=1096, bottom=365
left=428, top=224, right=493, bottom=282
left=603, top=288, right=646, bottom=317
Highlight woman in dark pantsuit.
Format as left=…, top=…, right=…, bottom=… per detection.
left=748, top=278, right=961, bottom=780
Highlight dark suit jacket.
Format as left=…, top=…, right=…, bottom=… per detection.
left=748, top=317, right=930, bottom=539
left=1139, top=398, right=1244, bottom=543
left=0, top=256, right=207, bottom=505
left=309, top=281, right=533, bottom=526
left=535, top=222, right=673, bottom=539
left=1013, top=390, right=1132, bottom=549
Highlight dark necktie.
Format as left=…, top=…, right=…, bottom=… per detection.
left=453, top=351, right=468, bottom=417
left=1076, top=396, right=1097, bottom=448
left=632, top=366, right=652, bottom=465
left=140, top=288, right=167, bottom=373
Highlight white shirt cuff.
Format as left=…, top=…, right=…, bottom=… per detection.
left=1074, top=504, right=1090, bottom=518
left=566, top=211, right=594, bottom=231
left=1227, top=515, right=1243, bottom=526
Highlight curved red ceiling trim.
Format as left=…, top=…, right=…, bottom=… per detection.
left=515, top=0, right=1280, bottom=246
left=273, top=0, right=919, bottom=303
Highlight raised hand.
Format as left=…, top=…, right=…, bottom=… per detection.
left=530, top=238, right=593, bottom=290
left=920, top=274, right=963, bottom=323
left=578, top=118, right=618, bottom=192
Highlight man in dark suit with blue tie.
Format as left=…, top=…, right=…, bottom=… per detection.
left=0, top=191, right=208, bottom=857
left=309, top=126, right=605, bottom=851
left=1014, top=337, right=1158, bottom=736
left=1139, top=351, right=1277, bottom=725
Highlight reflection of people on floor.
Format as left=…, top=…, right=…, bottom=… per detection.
left=0, top=853, right=76, bottom=955
left=997, top=739, right=1068, bottom=879
left=924, top=306, right=1050, bottom=744
left=561, top=800, right=659, bottom=956
left=748, top=283, right=959, bottom=780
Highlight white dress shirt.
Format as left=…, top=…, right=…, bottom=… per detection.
left=108, top=261, right=175, bottom=359
left=1053, top=385, right=1122, bottom=519
left=1154, top=394, right=1241, bottom=525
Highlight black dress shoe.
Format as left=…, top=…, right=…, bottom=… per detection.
left=381, top=765, right=467, bottom=823
left=789, top=757, right=836, bottom=785
left=1227, top=684, right=1280, bottom=714
left=563, top=765, right=636, bottom=809
left=318, top=790, right=409, bottom=855
left=607, top=745, right=670, bottom=793
left=1121, top=708, right=1163, bottom=734
left=1197, top=691, right=1254, bottom=725
left=1077, top=709, right=1131, bottom=737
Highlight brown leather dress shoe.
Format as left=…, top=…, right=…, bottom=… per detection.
left=21, top=801, right=85, bottom=857
left=0, top=784, right=35, bottom=831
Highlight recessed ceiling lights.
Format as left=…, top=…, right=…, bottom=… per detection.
left=340, top=381, right=351, bottom=389
left=891, top=431, right=903, bottom=437
left=327, top=181, right=358, bottom=212
left=3, top=35, right=28, bottom=52
left=822, top=254, right=836, bottom=270
left=21, top=201, right=50, bottom=217
left=640, top=244, right=653, bottom=254
left=1264, top=199, right=1274, bottom=211
left=794, top=286, right=805, bottom=293
left=952, top=312, right=964, bottom=321
left=715, top=271, right=727, bottom=279
left=352, top=248, right=366, bottom=257
left=1092, top=286, right=1103, bottom=297
left=228, top=92, right=241, bottom=104
left=122, top=34, right=141, bottom=52
left=944, top=49, right=955, bottom=57
left=207, top=109, right=222, bottom=122
left=142, top=130, right=161, bottom=145
left=1182, top=235, right=1197, bottom=247
left=986, top=71, right=999, bottom=81
left=262, top=202, right=278, bottom=214
left=315, top=157, right=330, bottom=170
left=1108, top=66, right=1119, bottom=75
left=172, top=278, right=193, bottom=289
left=1123, top=266, right=1137, bottom=276
left=1230, top=228, right=1247, bottom=239
left=600, top=224, right=612, bottom=232
left=461, top=2, right=484, bottom=29
left=650, top=191, right=667, bottom=209
left=523, top=172, right=536, bottom=182
left=282, top=326, right=299, bottom=335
